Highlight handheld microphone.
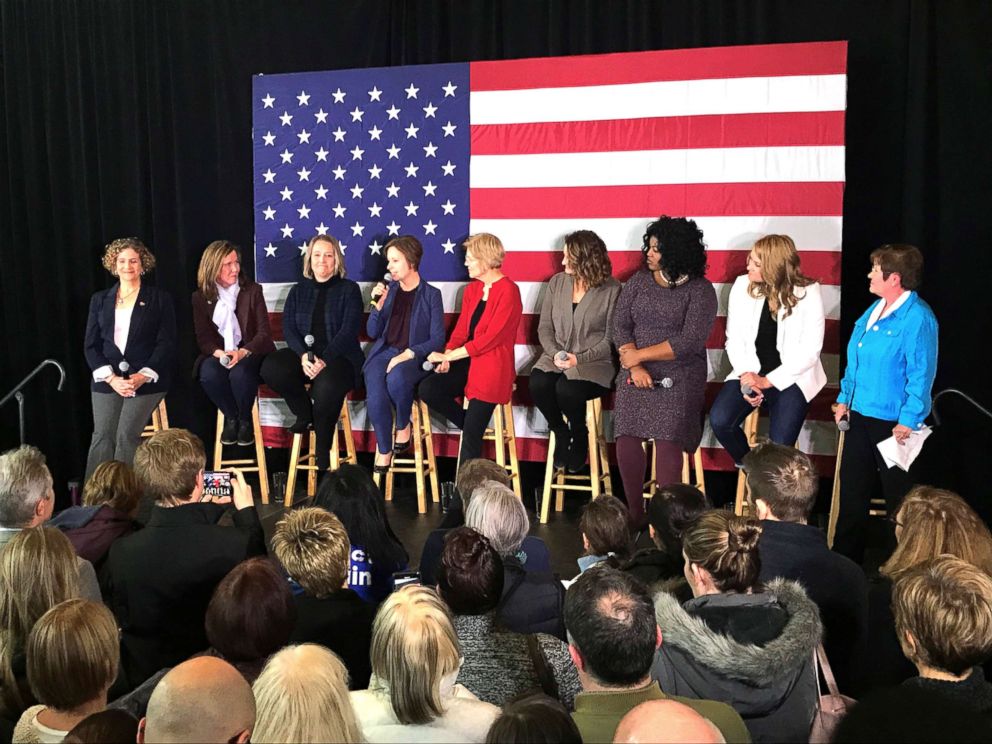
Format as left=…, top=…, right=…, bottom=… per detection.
left=118, top=361, right=130, bottom=380
left=304, top=334, right=315, bottom=364
left=422, top=359, right=443, bottom=372
left=626, top=375, right=673, bottom=389
left=740, top=381, right=756, bottom=398
left=837, top=415, right=850, bottom=432
left=369, top=272, right=392, bottom=308
left=555, top=350, right=569, bottom=362
left=219, top=353, right=233, bottom=368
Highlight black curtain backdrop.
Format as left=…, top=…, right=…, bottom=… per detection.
left=1, top=1, right=990, bottom=507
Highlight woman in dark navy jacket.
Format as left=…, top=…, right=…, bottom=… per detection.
left=364, top=236, right=445, bottom=473
left=83, top=238, right=176, bottom=478
left=260, top=234, right=364, bottom=471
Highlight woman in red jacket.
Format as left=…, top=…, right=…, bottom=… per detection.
left=421, top=233, right=523, bottom=464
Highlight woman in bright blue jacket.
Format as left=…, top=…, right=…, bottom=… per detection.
left=364, top=236, right=445, bottom=473
left=833, top=244, right=938, bottom=563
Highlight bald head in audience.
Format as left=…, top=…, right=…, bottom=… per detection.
left=138, top=657, right=255, bottom=743
left=614, top=700, right=725, bottom=744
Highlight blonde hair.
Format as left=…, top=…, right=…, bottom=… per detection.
left=0, top=445, right=53, bottom=528
left=370, top=585, right=461, bottom=725
left=463, top=233, right=505, bottom=270
left=27, top=599, right=119, bottom=711
left=82, top=460, right=141, bottom=514
left=252, top=644, right=364, bottom=743
left=683, top=511, right=763, bottom=593
left=197, top=239, right=244, bottom=301
left=465, top=481, right=529, bottom=557
left=747, top=234, right=814, bottom=318
left=271, top=508, right=350, bottom=598
left=0, top=527, right=80, bottom=717
left=893, top=555, right=992, bottom=676
left=303, top=234, right=347, bottom=280
left=133, top=428, right=206, bottom=505
left=881, top=487, right=992, bottom=581
left=100, top=237, right=156, bottom=275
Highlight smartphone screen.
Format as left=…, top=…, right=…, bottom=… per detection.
left=203, top=471, right=233, bottom=499
left=392, top=571, right=421, bottom=591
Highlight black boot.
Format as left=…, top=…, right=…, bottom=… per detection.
left=236, top=420, right=255, bottom=446
left=550, top=426, right=569, bottom=470
left=566, top=428, right=589, bottom=474
left=220, top=418, right=238, bottom=446
left=288, top=415, right=312, bottom=434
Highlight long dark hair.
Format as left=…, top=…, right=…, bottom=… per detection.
left=314, top=464, right=409, bottom=569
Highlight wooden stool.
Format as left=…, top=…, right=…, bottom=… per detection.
left=642, top=440, right=707, bottom=500
left=212, top=399, right=269, bottom=505
left=141, top=399, right=170, bottom=438
left=733, top=409, right=761, bottom=515
left=457, top=398, right=522, bottom=500
left=285, top=401, right=357, bottom=507
left=374, top=400, right=440, bottom=515
left=539, top=397, right=613, bottom=524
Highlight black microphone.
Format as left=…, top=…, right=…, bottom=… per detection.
left=304, top=334, right=315, bottom=364
left=118, top=361, right=130, bottom=380
left=369, top=272, right=392, bottom=308
left=555, top=350, right=569, bottom=362
left=626, top=375, right=673, bottom=389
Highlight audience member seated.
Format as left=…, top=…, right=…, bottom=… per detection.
left=485, top=693, right=581, bottom=744
left=271, top=507, right=377, bottom=689
left=577, top=497, right=632, bottom=574
left=892, top=555, right=992, bottom=715
left=618, top=483, right=709, bottom=600
left=419, top=459, right=513, bottom=584
left=613, top=699, right=727, bottom=744
left=252, top=644, right=363, bottom=743
left=314, top=463, right=408, bottom=603
left=13, top=599, right=119, bottom=742
left=0, top=446, right=101, bottom=602
left=350, top=585, right=499, bottom=742
left=137, top=657, right=255, bottom=744
left=652, top=511, right=820, bottom=743
left=64, top=709, right=139, bottom=744
left=49, top=460, right=141, bottom=572
left=465, top=482, right=564, bottom=638
left=864, top=486, right=992, bottom=693
left=202, top=557, right=296, bottom=685
left=104, top=429, right=265, bottom=688
left=743, top=442, right=868, bottom=694
left=0, top=527, right=81, bottom=723
left=437, top=527, right=581, bottom=709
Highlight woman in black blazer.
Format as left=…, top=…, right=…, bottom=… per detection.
left=83, top=238, right=176, bottom=478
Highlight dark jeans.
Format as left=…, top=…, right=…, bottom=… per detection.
left=528, top=368, right=608, bottom=438
left=418, top=358, right=497, bottom=464
left=834, top=410, right=915, bottom=564
left=710, top=381, right=811, bottom=464
left=261, top=347, right=355, bottom=470
left=198, top=353, right=263, bottom=422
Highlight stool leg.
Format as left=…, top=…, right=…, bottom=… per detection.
left=253, top=400, right=269, bottom=505
left=308, top=431, right=318, bottom=498
left=540, top=431, right=556, bottom=524
left=158, top=400, right=169, bottom=429
left=421, top=402, right=440, bottom=503
left=681, top=451, right=690, bottom=485
left=734, top=469, right=748, bottom=515
left=694, top=448, right=704, bottom=494
left=504, top=404, right=522, bottom=500
left=213, top=410, right=225, bottom=471
left=286, top=433, right=302, bottom=508
left=555, top=470, right=566, bottom=512
left=827, top=430, right=845, bottom=548
left=493, top=405, right=507, bottom=471
left=411, top=407, right=427, bottom=515
left=594, top=399, right=613, bottom=496
left=330, top=424, right=340, bottom=472
left=588, top=405, right=602, bottom=500
left=342, top=404, right=357, bottom=464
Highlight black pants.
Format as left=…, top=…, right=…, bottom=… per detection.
left=198, top=353, right=263, bottom=422
left=418, top=358, right=497, bottom=464
left=834, top=410, right=915, bottom=564
left=528, top=368, right=608, bottom=437
left=261, top=347, right=355, bottom=470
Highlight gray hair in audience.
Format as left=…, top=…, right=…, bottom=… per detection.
left=465, top=481, right=529, bottom=557
left=0, top=446, right=53, bottom=528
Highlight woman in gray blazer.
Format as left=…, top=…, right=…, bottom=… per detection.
left=529, top=230, right=621, bottom=473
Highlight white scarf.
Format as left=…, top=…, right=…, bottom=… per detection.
left=213, top=282, right=242, bottom=350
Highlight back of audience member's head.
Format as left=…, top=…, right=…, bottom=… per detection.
left=613, top=699, right=726, bottom=743
left=682, top=511, right=763, bottom=594
left=271, top=507, right=350, bottom=598
left=27, top=599, right=118, bottom=712
left=455, top=459, right=512, bottom=510
left=892, top=555, right=992, bottom=677
left=465, top=481, right=529, bottom=558
left=564, top=567, right=658, bottom=688
left=205, top=558, right=295, bottom=670
left=133, top=428, right=206, bottom=505
left=81, top=460, right=142, bottom=515
left=742, top=442, right=818, bottom=523
left=140, top=656, right=256, bottom=744
left=646, top=483, right=711, bottom=556
left=881, top=486, right=992, bottom=581
left=370, top=585, right=461, bottom=725
left=437, top=527, right=505, bottom=615
left=0, top=526, right=79, bottom=715
left=485, top=692, right=581, bottom=744
left=0, top=444, right=53, bottom=528
left=580, top=497, right=632, bottom=560
left=252, top=644, right=362, bottom=743
left=314, top=463, right=408, bottom=569
left=64, top=709, right=139, bottom=744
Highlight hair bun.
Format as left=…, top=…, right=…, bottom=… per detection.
left=726, top=518, right=762, bottom=554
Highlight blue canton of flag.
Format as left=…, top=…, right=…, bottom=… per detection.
left=252, top=63, right=471, bottom=283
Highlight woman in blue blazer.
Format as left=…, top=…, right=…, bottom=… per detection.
left=364, top=236, right=445, bottom=473
left=83, top=238, right=176, bottom=477
left=260, top=234, right=365, bottom=471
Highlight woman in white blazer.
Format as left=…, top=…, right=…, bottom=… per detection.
left=711, top=234, right=826, bottom=464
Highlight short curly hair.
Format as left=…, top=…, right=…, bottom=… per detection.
left=101, top=237, right=156, bottom=276
left=565, top=230, right=613, bottom=289
left=642, top=216, right=707, bottom=280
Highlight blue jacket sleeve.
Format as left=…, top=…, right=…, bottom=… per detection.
left=367, top=291, right=388, bottom=341
left=836, top=305, right=872, bottom=406
left=410, top=287, right=445, bottom=359
left=323, top=281, right=363, bottom=362
left=282, top=286, right=305, bottom=356
left=897, top=310, right=939, bottom=428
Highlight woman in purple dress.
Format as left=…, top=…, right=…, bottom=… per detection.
left=612, top=216, right=717, bottom=527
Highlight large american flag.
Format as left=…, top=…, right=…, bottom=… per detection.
left=252, top=41, right=847, bottom=472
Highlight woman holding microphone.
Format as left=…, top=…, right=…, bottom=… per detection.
left=833, top=244, right=938, bottom=563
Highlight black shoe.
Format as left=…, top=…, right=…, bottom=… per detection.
left=566, top=434, right=589, bottom=474
left=220, top=418, right=238, bottom=445
left=288, top=416, right=312, bottom=434
left=236, top=421, right=254, bottom=446
left=393, top=439, right=412, bottom=455
left=550, top=427, right=569, bottom=470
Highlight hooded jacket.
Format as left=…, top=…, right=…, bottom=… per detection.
left=651, top=579, right=821, bottom=743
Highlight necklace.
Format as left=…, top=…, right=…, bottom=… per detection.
left=657, top=270, right=689, bottom=288
left=117, top=286, right=140, bottom=307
